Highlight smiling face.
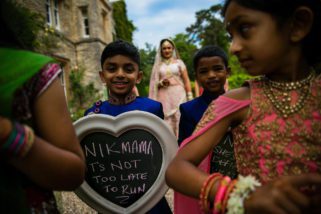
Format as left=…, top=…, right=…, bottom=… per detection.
left=100, top=54, right=142, bottom=98
left=196, top=56, right=229, bottom=94
left=224, top=1, right=294, bottom=77
left=161, top=40, right=174, bottom=59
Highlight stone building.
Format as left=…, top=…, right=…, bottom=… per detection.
left=17, top=0, right=115, bottom=98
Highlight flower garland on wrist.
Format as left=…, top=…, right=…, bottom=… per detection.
left=226, top=175, right=261, bottom=214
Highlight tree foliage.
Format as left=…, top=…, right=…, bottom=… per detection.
left=68, top=67, right=100, bottom=121
left=186, top=4, right=251, bottom=89
left=138, top=43, right=156, bottom=96
left=186, top=4, right=229, bottom=51
left=228, top=55, right=252, bottom=89
left=112, top=0, right=136, bottom=42
left=0, top=0, right=59, bottom=53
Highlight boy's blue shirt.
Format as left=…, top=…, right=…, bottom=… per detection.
left=178, top=90, right=221, bottom=145
left=84, top=96, right=164, bottom=119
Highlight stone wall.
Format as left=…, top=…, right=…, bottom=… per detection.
left=75, top=39, right=107, bottom=93
left=18, top=0, right=114, bottom=97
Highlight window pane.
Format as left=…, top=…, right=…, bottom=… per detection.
left=46, top=0, right=51, bottom=24
left=81, top=8, right=90, bottom=36
left=53, top=0, right=59, bottom=28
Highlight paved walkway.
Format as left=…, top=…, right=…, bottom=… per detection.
left=56, top=188, right=174, bottom=213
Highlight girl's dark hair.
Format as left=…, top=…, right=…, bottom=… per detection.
left=222, top=0, right=321, bottom=67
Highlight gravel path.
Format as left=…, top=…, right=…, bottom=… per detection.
left=56, top=189, right=174, bottom=213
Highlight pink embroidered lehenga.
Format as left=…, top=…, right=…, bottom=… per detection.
left=175, top=74, right=321, bottom=214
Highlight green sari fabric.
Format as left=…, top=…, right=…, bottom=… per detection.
left=0, top=47, right=53, bottom=117
left=0, top=47, right=54, bottom=213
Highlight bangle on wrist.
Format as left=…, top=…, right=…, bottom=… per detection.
left=199, top=173, right=222, bottom=213
left=187, top=91, right=193, bottom=100
left=158, top=80, right=163, bottom=88
left=20, top=125, right=35, bottom=157
left=221, top=179, right=238, bottom=214
left=1, top=121, right=35, bottom=159
left=213, top=176, right=232, bottom=214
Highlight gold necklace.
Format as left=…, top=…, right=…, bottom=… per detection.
left=163, top=58, right=171, bottom=65
left=163, top=58, right=172, bottom=77
left=263, top=71, right=315, bottom=118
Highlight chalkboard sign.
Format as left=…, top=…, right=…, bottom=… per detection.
left=73, top=111, right=177, bottom=214
left=210, top=131, right=238, bottom=179
left=82, top=129, right=162, bottom=207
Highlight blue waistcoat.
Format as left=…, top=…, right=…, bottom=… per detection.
left=178, top=90, right=220, bottom=145
left=85, top=97, right=164, bottom=119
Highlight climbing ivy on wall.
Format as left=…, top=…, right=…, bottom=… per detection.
left=0, top=0, right=59, bottom=53
left=68, top=66, right=100, bottom=121
left=112, top=0, right=136, bottom=42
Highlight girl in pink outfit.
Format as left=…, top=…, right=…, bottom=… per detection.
left=149, top=39, right=193, bottom=137
left=166, top=0, right=321, bottom=213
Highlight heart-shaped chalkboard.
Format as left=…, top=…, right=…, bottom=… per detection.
left=82, top=129, right=162, bottom=208
left=74, top=111, right=177, bottom=214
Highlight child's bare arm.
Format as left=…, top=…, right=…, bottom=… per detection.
left=8, top=78, right=85, bottom=190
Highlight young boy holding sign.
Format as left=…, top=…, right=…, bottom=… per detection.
left=85, top=39, right=171, bottom=214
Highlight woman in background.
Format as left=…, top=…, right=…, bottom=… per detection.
left=149, top=38, right=193, bottom=137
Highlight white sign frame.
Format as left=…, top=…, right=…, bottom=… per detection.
left=73, top=111, right=177, bottom=214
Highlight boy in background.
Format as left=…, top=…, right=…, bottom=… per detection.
left=175, top=45, right=236, bottom=214
left=178, top=45, right=230, bottom=146
left=85, top=40, right=171, bottom=214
